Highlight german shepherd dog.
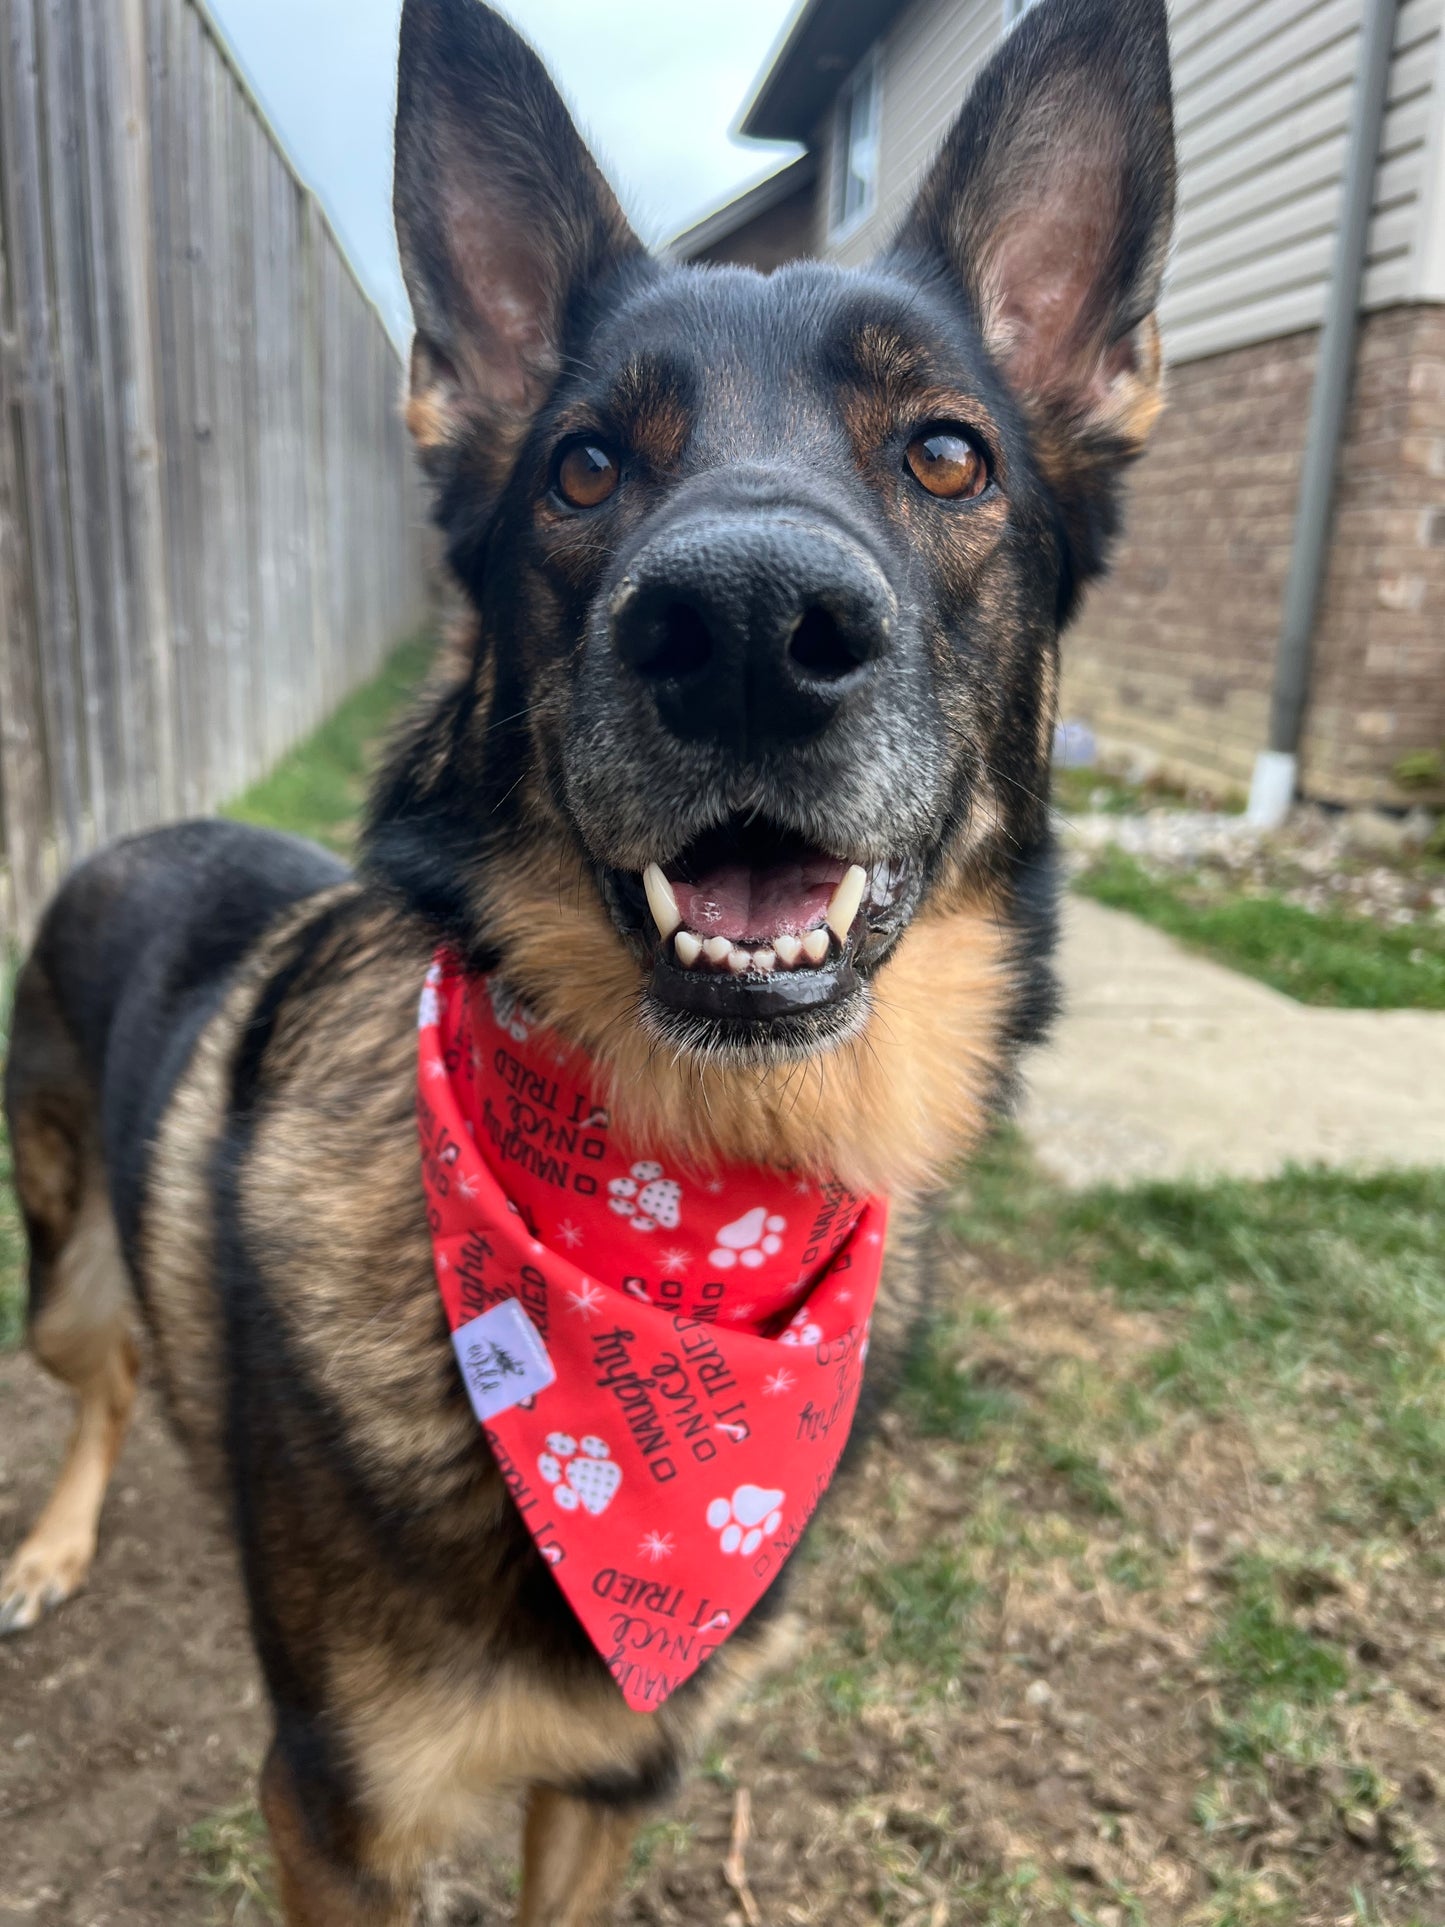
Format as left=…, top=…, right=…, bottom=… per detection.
left=2, top=0, right=1175, bottom=1917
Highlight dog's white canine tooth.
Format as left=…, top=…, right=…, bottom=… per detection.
left=643, top=863, right=681, bottom=940
left=675, top=930, right=702, bottom=968
left=773, top=934, right=803, bottom=967
left=727, top=947, right=752, bottom=975
left=752, top=948, right=777, bottom=973
left=826, top=864, right=867, bottom=944
left=802, top=928, right=832, bottom=965
left=703, top=936, right=733, bottom=965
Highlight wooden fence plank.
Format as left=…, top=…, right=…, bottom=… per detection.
left=78, top=0, right=145, bottom=832
left=0, top=4, right=50, bottom=938
left=112, top=0, right=177, bottom=822
left=147, top=0, right=202, bottom=818
left=42, top=0, right=121, bottom=847
left=0, top=0, right=427, bottom=945
left=7, top=0, right=87, bottom=868
left=187, top=15, right=227, bottom=813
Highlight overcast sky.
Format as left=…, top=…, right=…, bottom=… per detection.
left=211, top=0, right=802, bottom=343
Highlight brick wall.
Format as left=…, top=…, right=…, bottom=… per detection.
left=1062, top=306, right=1445, bottom=805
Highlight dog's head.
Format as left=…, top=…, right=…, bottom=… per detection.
left=369, top=0, right=1175, bottom=1189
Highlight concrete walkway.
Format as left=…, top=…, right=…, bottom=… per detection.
left=1020, top=897, right=1445, bottom=1187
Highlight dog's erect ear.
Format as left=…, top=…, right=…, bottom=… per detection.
left=891, top=0, right=1176, bottom=458
left=394, top=0, right=643, bottom=475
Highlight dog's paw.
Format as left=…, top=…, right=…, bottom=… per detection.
left=0, top=1529, right=96, bottom=1636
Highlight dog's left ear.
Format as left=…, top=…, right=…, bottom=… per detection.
left=891, top=0, right=1176, bottom=493
left=393, top=0, right=644, bottom=489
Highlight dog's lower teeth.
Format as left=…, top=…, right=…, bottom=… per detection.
left=667, top=925, right=842, bottom=974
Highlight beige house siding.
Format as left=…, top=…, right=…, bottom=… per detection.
left=813, top=0, right=1445, bottom=365
left=1165, top=0, right=1445, bottom=361
left=817, top=0, right=1003, bottom=265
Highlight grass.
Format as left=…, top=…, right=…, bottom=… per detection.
left=859, top=1542, right=985, bottom=1677
left=181, top=1801, right=277, bottom=1923
left=1207, top=1561, right=1351, bottom=1711
left=1077, top=844, right=1445, bottom=1009
left=949, top=1131, right=1445, bottom=1536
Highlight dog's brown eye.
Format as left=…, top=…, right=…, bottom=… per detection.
left=555, top=440, right=619, bottom=509
left=904, top=428, right=988, bottom=501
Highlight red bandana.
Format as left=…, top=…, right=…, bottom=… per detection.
left=416, top=954, right=889, bottom=1712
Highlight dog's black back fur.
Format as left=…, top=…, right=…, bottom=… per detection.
left=11, top=824, right=346, bottom=1277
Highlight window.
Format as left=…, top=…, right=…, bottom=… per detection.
left=830, top=50, right=881, bottom=239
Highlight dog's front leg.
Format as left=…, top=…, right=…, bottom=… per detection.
left=518, top=1786, right=642, bottom=1927
left=260, top=1742, right=418, bottom=1927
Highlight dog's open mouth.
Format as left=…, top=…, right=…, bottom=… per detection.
left=604, top=818, right=917, bottom=1029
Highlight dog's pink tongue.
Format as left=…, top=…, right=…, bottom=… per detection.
left=672, top=857, right=847, bottom=941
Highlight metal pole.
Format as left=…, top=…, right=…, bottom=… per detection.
left=1251, top=0, right=1399, bottom=825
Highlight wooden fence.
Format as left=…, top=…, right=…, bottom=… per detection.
left=0, top=0, right=430, bottom=945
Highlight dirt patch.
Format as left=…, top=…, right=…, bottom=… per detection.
left=0, top=1356, right=267, bottom=1926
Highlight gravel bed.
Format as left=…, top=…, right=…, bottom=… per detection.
left=1058, top=803, right=1445, bottom=931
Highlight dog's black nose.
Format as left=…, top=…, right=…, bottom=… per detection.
left=611, top=517, right=895, bottom=753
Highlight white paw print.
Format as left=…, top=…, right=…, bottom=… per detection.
left=779, top=1302, right=823, bottom=1348
left=709, top=1206, right=786, bottom=1271
left=608, top=1160, right=682, bottom=1233
left=707, top=1483, right=785, bottom=1557
left=417, top=979, right=441, bottom=1030
left=538, top=1432, right=621, bottom=1515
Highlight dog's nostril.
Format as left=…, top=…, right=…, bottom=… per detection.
left=633, top=601, right=713, bottom=681
left=788, top=606, right=863, bottom=682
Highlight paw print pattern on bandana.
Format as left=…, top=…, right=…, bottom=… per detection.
left=486, top=978, right=533, bottom=1043
left=607, top=1161, right=682, bottom=1234
left=707, top=1485, right=785, bottom=1557
left=539, top=1432, right=622, bottom=1515
left=709, top=1206, right=786, bottom=1271
left=417, top=973, right=442, bottom=1031
left=779, top=1302, right=824, bottom=1348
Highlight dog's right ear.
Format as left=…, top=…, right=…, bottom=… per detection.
left=394, top=0, right=644, bottom=490
left=891, top=0, right=1176, bottom=462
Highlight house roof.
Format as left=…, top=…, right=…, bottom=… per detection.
left=667, top=153, right=817, bottom=261
left=739, top=0, right=910, bottom=142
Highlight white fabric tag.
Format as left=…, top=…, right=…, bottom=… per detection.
left=450, top=1299, right=556, bottom=1422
